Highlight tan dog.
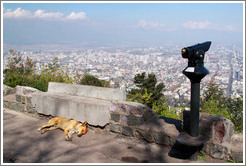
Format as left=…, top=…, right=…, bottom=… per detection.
left=38, top=117, right=88, bottom=141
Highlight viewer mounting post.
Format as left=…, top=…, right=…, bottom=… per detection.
left=177, top=41, right=211, bottom=160
left=182, top=41, right=211, bottom=136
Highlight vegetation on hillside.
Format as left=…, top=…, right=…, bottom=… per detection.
left=201, top=82, right=243, bottom=132
left=3, top=49, right=108, bottom=91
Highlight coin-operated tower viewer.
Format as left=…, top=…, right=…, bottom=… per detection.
left=176, top=41, right=211, bottom=160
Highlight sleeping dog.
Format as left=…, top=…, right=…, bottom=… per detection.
left=38, top=117, right=88, bottom=141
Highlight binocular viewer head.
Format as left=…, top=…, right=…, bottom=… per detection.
left=181, top=41, right=211, bottom=83
left=181, top=41, right=211, bottom=60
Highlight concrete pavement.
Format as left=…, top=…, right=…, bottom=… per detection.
left=2, top=109, right=225, bottom=163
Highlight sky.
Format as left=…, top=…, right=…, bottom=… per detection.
left=2, top=2, right=244, bottom=48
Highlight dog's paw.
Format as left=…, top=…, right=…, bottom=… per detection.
left=65, top=136, right=72, bottom=141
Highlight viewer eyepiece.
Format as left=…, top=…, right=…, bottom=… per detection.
left=181, top=41, right=211, bottom=60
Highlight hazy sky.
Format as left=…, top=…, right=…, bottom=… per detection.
left=2, top=2, right=244, bottom=47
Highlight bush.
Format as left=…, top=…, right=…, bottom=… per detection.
left=4, top=50, right=73, bottom=92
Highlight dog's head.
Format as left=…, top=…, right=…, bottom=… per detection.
left=77, top=121, right=88, bottom=137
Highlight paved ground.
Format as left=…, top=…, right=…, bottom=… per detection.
left=2, top=109, right=225, bottom=163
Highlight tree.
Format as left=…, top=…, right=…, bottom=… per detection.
left=202, top=81, right=226, bottom=108
left=201, top=81, right=243, bottom=132
left=128, top=72, right=165, bottom=108
left=79, top=74, right=110, bottom=88
left=226, top=96, right=243, bottom=132
left=127, top=72, right=181, bottom=120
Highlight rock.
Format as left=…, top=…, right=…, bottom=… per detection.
left=26, top=104, right=35, bottom=113
left=110, top=124, right=121, bottom=133
left=136, top=129, right=154, bottom=143
left=120, top=115, right=127, bottom=125
left=110, top=113, right=120, bottom=122
left=108, top=102, right=118, bottom=113
left=127, top=114, right=143, bottom=126
left=142, top=108, right=155, bottom=121
left=200, top=113, right=234, bottom=144
left=15, top=85, right=41, bottom=97
left=3, top=101, right=25, bottom=112
left=209, top=144, right=228, bottom=159
left=117, top=102, right=130, bottom=115
left=3, top=85, right=16, bottom=96
left=213, top=121, right=225, bottom=143
left=154, top=132, right=169, bottom=145
left=138, top=116, right=179, bottom=138
left=16, top=95, right=26, bottom=104
left=122, top=126, right=133, bottom=137
left=126, top=102, right=146, bottom=115
left=230, top=150, right=243, bottom=162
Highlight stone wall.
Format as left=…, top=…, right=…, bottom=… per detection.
left=3, top=85, right=40, bottom=113
left=3, top=84, right=243, bottom=162
left=108, top=101, right=179, bottom=147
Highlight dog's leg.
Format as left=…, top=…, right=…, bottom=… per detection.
left=64, top=128, right=72, bottom=141
left=40, top=126, right=58, bottom=134
left=38, top=118, right=58, bottom=131
left=38, top=124, right=55, bottom=131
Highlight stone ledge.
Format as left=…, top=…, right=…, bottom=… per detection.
left=48, top=82, right=126, bottom=101
left=32, top=92, right=111, bottom=127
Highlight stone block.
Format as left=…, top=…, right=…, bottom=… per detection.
left=230, top=150, right=243, bottom=162
left=136, top=129, right=154, bottom=143
left=15, top=94, right=22, bottom=103
left=26, top=96, right=32, bottom=104
left=142, top=108, right=155, bottom=121
left=4, top=101, right=25, bottom=112
left=15, top=85, right=41, bottom=97
left=110, top=113, right=120, bottom=122
left=16, top=95, right=27, bottom=104
left=110, top=124, right=121, bottom=133
left=32, top=92, right=111, bottom=127
left=169, top=137, right=176, bottom=147
left=126, top=103, right=145, bottom=115
left=138, top=116, right=179, bottom=138
left=120, top=115, right=127, bottom=125
left=26, top=104, right=35, bottom=113
left=122, top=126, right=133, bottom=137
left=108, top=102, right=118, bottom=113
left=154, top=132, right=169, bottom=146
left=209, top=144, right=228, bottom=159
left=117, top=102, right=130, bottom=115
left=127, top=114, right=143, bottom=126
left=3, top=85, right=16, bottom=96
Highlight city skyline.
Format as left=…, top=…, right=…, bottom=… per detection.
left=2, top=1, right=244, bottom=48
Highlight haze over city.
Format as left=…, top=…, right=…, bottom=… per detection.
left=2, top=2, right=244, bottom=48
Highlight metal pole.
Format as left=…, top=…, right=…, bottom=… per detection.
left=190, top=82, right=200, bottom=137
